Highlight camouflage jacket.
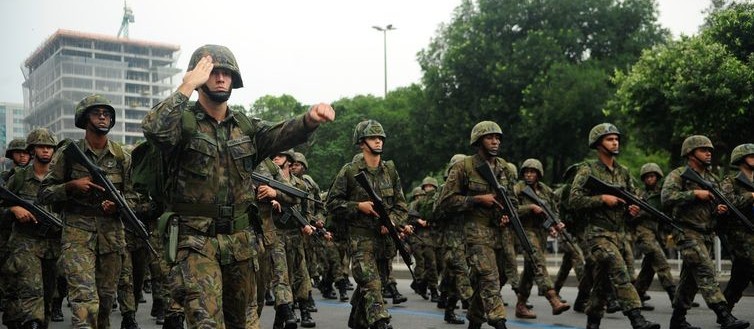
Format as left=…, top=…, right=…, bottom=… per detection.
left=720, top=171, right=754, bottom=232
left=326, top=156, right=408, bottom=235
left=633, top=183, right=663, bottom=231
left=436, top=154, right=517, bottom=244
left=4, top=162, right=60, bottom=238
left=662, top=166, right=720, bottom=233
left=569, top=159, right=636, bottom=235
left=300, top=174, right=325, bottom=225
left=514, top=180, right=557, bottom=231
left=254, top=159, right=301, bottom=245
left=142, top=91, right=315, bottom=234
left=39, top=139, right=133, bottom=254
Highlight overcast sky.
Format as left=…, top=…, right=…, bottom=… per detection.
left=0, top=0, right=710, bottom=107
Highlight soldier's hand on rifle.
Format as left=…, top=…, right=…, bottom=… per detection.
left=315, top=220, right=325, bottom=228
left=270, top=200, right=282, bottom=212
left=473, top=194, right=498, bottom=207
left=555, top=222, right=566, bottom=232
left=101, top=200, right=117, bottom=215
left=66, top=176, right=105, bottom=194
left=417, top=218, right=428, bottom=227
left=178, top=55, right=213, bottom=97
left=380, top=225, right=389, bottom=235
left=301, top=224, right=315, bottom=236
left=10, top=206, right=36, bottom=224
left=358, top=201, right=379, bottom=217
left=530, top=204, right=544, bottom=215
left=324, top=231, right=333, bottom=241
left=693, top=189, right=714, bottom=201
left=715, top=204, right=728, bottom=215
left=257, top=185, right=277, bottom=200
left=499, top=215, right=510, bottom=226
left=402, top=224, right=414, bottom=235
left=627, top=204, right=640, bottom=217
left=548, top=227, right=558, bottom=238
left=601, top=194, right=625, bottom=207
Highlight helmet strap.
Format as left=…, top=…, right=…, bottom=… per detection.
left=365, top=143, right=383, bottom=155
left=201, top=85, right=232, bottom=103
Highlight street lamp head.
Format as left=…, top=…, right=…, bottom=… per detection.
left=386, top=24, right=395, bottom=30
left=372, top=26, right=384, bottom=31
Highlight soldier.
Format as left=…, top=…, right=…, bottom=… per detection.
left=721, top=144, right=754, bottom=313
left=2, top=138, right=31, bottom=183
left=436, top=121, right=517, bottom=329
left=663, top=136, right=749, bottom=329
left=38, top=95, right=135, bottom=329
left=141, top=44, right=334, bottom=329
left=326, top=120, right=410, bottom=329
left=632, top=163, right=676, bottom=309
left=569, top=123, right=659, bottom=329
left=551, top=171, right=585, bottom=300
left=1, top=128, right=60, bottom=329
left=512, top=158, right=570, bottom=319
left=410, top=177, right=440, bottom=302
left=434, top=154, right=471, bottom=325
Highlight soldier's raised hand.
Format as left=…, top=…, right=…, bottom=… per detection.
left=178, top=55, right=213, bottom=97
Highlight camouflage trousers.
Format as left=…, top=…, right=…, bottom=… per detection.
left=672, top=229, right=725, bottom=310
left=441, top=228, right=473, bottom=301
left=466, top=242, right=507, bottom=324
left=1, top=233, right=60, bottom=326
left=320, top=239, right=344, bottom=288
left=376, top=236, right=397, bottom=287
left=633, top=226, right=674, bottom=295
left=304, top=234, right=322, bottom=280
left=585, top=232, right=641, bottom=318
left=722, top=229, right=754, bottom=308
left=279, top=229, right=312, bottom=303
left=348, top=234, right=390, bottom=328
left=518, top=229, right=554, bottom=299
left=412, top=233, right=438, bottom=290
left=554, top=233, right=585, bottom=292
left=255, top=243, right=273, bottom=316
left=336, top=239, right=352, bottom=282
left=168, top=231, right=258, bottom=329
left=496, top=226, right=519, bottom=290
left=117, top=248, right=137, bottom=314
left=147, top=230, right=171, bottom=316
left=62, top=226, right=123, bottom=329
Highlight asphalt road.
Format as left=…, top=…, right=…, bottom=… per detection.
left=48, top=279, right=754, bottom=329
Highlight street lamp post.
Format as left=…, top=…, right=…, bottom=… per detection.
left=372, top=24, right=396, bottom=98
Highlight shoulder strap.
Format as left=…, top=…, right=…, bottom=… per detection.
left=110, top=142, right=125, bottom=162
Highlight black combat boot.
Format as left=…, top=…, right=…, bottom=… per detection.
left=306, top=292, right=318, bottom=312
left=488, top=318, right=507, bottom=329
left=162, top=313, right=185, bottom=329
left=444, top=297, right=465, bottom=325
left=461, top=298, right=469, bottom=310
left=151, top=298, right=165, bottom=324
left=388, top=283, right=407, bottom=304
left=711, top=302, right=750, bottom=329
left=669, top=307, right=701, bottom=329
left=429, top=287, right=440, bottom=303
left=572, top=288, right=589, bottom=313
left=467, top=320, right=482, bottom=329
left=311, top=276, right=321, bottom=291
left=640, top=300, right=655, bottom=311
left=371, top=318, right=391, bottom=329
left=320, top=279, right=337, bottom=299
left=665, top=285, right=676, bottom=303
left=51, top=297, right=64, bottom=322
left=606, top=298, right=621, bottom=313
left=586, top=315, right=601, bottom=329
left=20, top=320, right=42, bottom=329
left=265, top=289, right=276, bottom=306
left=436, top=291, right=447, bottom=309
left=624, top=308, right=660, bottom=329
left=120, top=311, right=141, bottom=329
left=299, top=300, right=316, bottom=328
left=274, top=303, right=298, bottom=329
left=336, top=279, right=350, bottom=302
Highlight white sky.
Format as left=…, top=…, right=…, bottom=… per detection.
left=0, top=0, right=709, bottom=107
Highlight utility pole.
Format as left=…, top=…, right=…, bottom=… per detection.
left=372, top=24, right=396, bottom=98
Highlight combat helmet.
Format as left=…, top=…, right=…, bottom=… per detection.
left=588, top=123, right=620, bottom=148
left=445, top=154, right=467, bottom=178
left=680, top=135, right=713, bottom=157
left=74, top=95, right=115, bottom=129
left=274, top=149, right=296, bottom=162
left=421, top=176, right=438, bottom=188
left=639, top=163, right=664, bottom=179
left=26, top=128, right=57, bottom=151
left=5, top=138, right=27, bottom=159
left=469, top=121, right=502, bottom=146
left=293, top=152, right=308, bottom=169
left=352, top=120, right=386, bottom=145
left=521, top=158, right=544, bottom=178
left=412, top=186, right=426, bottom=199
left=188, top=45, right=243, bottom=89
left=507, top=162, right=518, bottom=181
left=730, top=143, right=754, bottom=166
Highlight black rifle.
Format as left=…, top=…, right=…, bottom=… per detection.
left=681, top=167, right=754, bottom=232
left=475, top=162, right=537, bottom=263
left=280, top=206, right=328, bottom=239
left=520, top=185, right=578, bottom=251
left=353, top=171, right=415, bottom=280
left=584, top=175, right=683, bottom=232
left=64, top=142, right=157, bottom=256
left=251, top=172, right=324, bottom=207
left=0, top=185, right=63, bottom=236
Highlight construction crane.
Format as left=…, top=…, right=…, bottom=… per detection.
left=117, top=1, right=135, bottom=38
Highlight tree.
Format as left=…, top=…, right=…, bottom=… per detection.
left=248, top=94, right=307, bottom=122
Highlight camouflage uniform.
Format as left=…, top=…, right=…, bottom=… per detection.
left=39, top=137, right=132, bottom=329
left=632, top=164, right=675, bottom=300
left=720, top=144, right=754, bottom=311
left=143, top=82, right=314, bottom=329
left=437, top=153, right=517, bottom=326
left=1, top=163, right=61, bottom=328
left=326, top=145, right=408, bottom=329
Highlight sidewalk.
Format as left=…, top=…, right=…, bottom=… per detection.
left=392, top=254, right=754, bottom=296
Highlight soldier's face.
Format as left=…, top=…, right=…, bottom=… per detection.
left=599, top=134, right=620, bottom=155
left=480, top=134, right=501, bottom=155
left=207, top=68, right=232, bottom=93
left=87, top=108, right=113, bottom=134
left=272, top=154, right=289, bottom=167
left=362, top=136, right=384, bottom=154
left=642, top=173, right=658, bottom=187
left=33, top=145, right=54, bottom=164
left=692, top=148, right=713, bottom=165
left=523, top=168, right=539, bottom=184
left=422, top=184, right=435, bottom=192
left=11, top=151, right=30, bottom=166
left=745, top=155, right=754, bottom=168
left=290, top=162, right=305, bottom=175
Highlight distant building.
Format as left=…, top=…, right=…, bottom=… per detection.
left=0, top=102, right=27, bottom=169
left=22, top=29, right=181, bottom=145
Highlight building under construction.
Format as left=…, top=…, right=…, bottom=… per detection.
left=22, top=29, right=181, bottom=144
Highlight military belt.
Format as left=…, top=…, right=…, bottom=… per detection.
left=178, top=221, right=234, bottom=236
left=171, top=203, right=249, bottom=219
left=65, top=204, right=105, bottom=217
left=349, top=226, right=379, bottom=237
left=14, top=222, right=62, bottom=239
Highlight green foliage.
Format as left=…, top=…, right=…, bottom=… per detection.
left=248, top=94, right=307, bottom=122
